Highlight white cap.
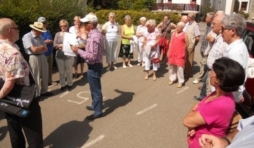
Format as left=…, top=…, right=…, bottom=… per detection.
left=80, top=14, right=98, bottom=23
left=37, top=17, right=46, bottom=23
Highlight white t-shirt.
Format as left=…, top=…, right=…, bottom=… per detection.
left=136, top=25, right=147, bottom=42
left=102, top=21, right=118, bottom=42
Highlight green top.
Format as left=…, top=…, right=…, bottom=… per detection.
left=121, top=24, right=135, bottom=45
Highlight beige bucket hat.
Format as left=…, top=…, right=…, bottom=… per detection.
left=29, top=22, right=46, bottom=32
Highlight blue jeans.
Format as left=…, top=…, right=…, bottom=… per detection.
left=87, top=63, right=103, bottom=116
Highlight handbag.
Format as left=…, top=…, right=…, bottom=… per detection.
left=0, top=72, right=36, bottom=117
left=152, top=58, right=160, bottom=63
left=0, top=80, right=36, bottom=109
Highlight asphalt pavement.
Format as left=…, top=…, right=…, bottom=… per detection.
left=0, top=22, right=207, bottom=148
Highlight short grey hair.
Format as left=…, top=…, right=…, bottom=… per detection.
left=222, top=14, right=246, bottom=36
left=146, top=19, right=156, bottom=26
left=140, top=17, right=146, bottom=21
left=177, top=22, right=185, bottom=28
left=124, top=15, right=131, bottom=20
left=109, top=12, right=115, bottom=17
left=0, top=18, right=12, bottom=35
left=188, top=12, right=196, bottom=20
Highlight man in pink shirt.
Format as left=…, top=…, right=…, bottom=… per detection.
left=72, top=13, right=104, bottom=120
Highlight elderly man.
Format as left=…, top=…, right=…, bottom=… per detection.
left=193, top=12, right=214, bottom=84
left=194, top=15, right=227, bottom=101
left=37, top=17, right=54, bottom=86
left=22, top=22, right=53, bottom=97
left=184, top=12, right=200, bottom=78
left=0, top=18, right=43, bottom=148
left=72, top=13, right=104, bottom=120
left=222, top=14, right=249, bottom=102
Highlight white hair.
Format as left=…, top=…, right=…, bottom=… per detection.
left=146, top=19, right=156, bottom=26
left=140, top=17, right=146, bottom=21
left=177, top=22, right=185, bottom=28
left=124, top=15, right=131, bottom=20
left=109, top=12, right=115, bottom=17
left=222, top=14, right=246, bottom=36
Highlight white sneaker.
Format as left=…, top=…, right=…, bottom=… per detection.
left=128, top=64, right=133, bottom=67
left=113, top=66, right=117, bottom=70
left=123, top=65, right=127, bottom=68
left=192, top=79, right=200, bottom=84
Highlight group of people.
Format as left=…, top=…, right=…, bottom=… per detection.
left=0, top=13, right=105, bottom=148
left=0, top=10, right=253, bottom=148
left=183, top=11, right=253, bottom=148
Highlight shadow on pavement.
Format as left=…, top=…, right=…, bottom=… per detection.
left=103, top=89, right=134, bottom=116
left=0, top=111, right=8, bottom=141
left=43, top=119, right=92, bottom=148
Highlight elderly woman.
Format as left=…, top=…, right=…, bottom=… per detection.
left=168, top=22, right=189, bottom=88
left=102, top=12, right=119, bottom=70
left=69, top=16, right=85, bottom=78
left=143, top=19, right=160, bottom=80
left=119, top=15, right=135, bottom=68
left=183, top=57, right=245, bottom=148
left=157, top=15, right=176, bottom=63
left=54, top=19, right=74, bottom=91
left=136, top=17, right=147, bottom=66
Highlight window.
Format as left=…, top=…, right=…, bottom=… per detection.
left=241, top=2, right=248, bottom=11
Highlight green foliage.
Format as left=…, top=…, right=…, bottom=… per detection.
left=117, top=0, right=155, bottom=11
left=238, top=11, right=250, bottom=19
left=200, top=5, right=214, bottom=21
left=0, top=0, right=90, bottom=36
left=95, top=10, right=181, bottom=26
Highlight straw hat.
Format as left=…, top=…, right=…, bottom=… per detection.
left=29, top=22, right=46, bottom=32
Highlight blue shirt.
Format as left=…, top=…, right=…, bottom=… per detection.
left=41, top=30, right=53, bottom=56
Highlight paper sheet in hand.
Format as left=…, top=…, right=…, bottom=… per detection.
left=62, top=32, right=77, bottom=57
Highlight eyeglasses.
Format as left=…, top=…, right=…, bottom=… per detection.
left=60, top=25, right=67, bottom=28
left=110, top=16, right=115, bottom=18
left=221, top=26, right=233, bottom=33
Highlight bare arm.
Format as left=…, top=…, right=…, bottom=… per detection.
left=185, top=34, right=189, bottom=49
left=183, top=102, right=206, bottom=128
left=0, top=79, right=15, bottom=99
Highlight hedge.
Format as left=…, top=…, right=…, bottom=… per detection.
left=95, top=10, right=181, bottom=26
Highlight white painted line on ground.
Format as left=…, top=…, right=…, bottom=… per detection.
left=176, top=87, right=189, bottom=94
left=81, top=135, right=105, bottom=148
left=136, top=104, right=157, bottom=115
left=59, top=91, right=69, bottom=98
left=67, top=91, right=90, bottom=104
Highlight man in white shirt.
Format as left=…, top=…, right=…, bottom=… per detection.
left=222, top=14, right=249, bottom=102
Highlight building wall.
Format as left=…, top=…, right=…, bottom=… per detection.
left=156, top=0, right=201, bottom=5
left=238, top=0, right=250, bottom=13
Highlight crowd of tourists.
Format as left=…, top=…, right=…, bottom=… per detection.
left=0, top=10, right=253, bottom=148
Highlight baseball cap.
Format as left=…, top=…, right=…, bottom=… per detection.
left=37, top=17, right=46, bottom=23
left=80, top=14, right=98, bottom=23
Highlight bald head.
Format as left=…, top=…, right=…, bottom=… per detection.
left=181, top=15, right=188, bottom=24
left=215, top=10, right=225, bottom=18
left=0, top=18, right=13, bottom=36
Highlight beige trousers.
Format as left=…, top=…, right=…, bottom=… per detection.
left=185, top=47, right=195, bottom=77
left=169, top=65, right=184, bottom=83
left=29, top=55, right=48, bottom=95
left=55, top=56, right=74, bottom=87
